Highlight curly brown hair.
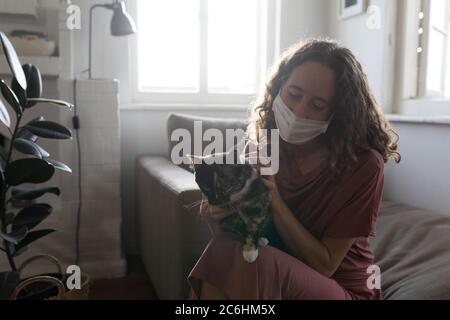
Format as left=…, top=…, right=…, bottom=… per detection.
left=247, top=38, right=401, bottom=176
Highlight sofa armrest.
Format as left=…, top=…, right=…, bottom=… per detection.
left=136, top=156, right=211, bottom=299
left=137, top=156, right=196, bottom=193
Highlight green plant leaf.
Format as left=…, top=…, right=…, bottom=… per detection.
left=10, top=199, right=34, bottom=210
left=0, top=271, right=20, bottom=300
left=17, top=128, right=38, bottom=143
left=29, top=116, right=45, bottom=124
left=36, top=144, right=49, bottom=158
left=0, top=146, right=7, bottom=170
left=5, top=158, right=55, bottom=186
left=12, top=245, right=28, bottom=257
left=0, top=98, right=11, bottom=128
left=11, top=64, right=42, bottom=108
left=26, top=98, right=74, bottom=109
left=0, top=226, right=28, bottom=245
left=12, top=203, right=52, bottom=232
left=0, top=32, right=27, bottom=91
left=0, top=141, right=8, bottom=157
left=0, top=163, right=3, bottom=181
left=15, top=117, right=44, bottom=143
left=46, top=159, right=72, bottom=173
left=15, top=229, right=55, bottom=252
left=11, top=186, right=60, bottom=200
left=14, top=138, right=42, bottom=158
left=14, top=138, right=49, bottom=158
left=0, top=79, right=22, bottom=115
left=0, top=167, right=4, bottom=195
left=4, top=212, right=15, bottom=226
left=24, top=120, right=72, bottom=140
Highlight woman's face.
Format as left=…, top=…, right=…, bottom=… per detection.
left=280, top=61, right=336, bottom=122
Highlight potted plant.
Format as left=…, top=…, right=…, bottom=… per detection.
left=0, top=31, right=75, bottom=300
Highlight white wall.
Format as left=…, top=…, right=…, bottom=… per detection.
left=69, top=0, right=132, bottom=102
left=328, top=0, right=397, bottom=113
left=279, top=0, right=330, bottom=51
left=384, top=117, right=450, bottom=216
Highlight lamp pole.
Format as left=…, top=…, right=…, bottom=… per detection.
left=89, top=4, right=112, bottom=79
left=88, top=1, right=136, bottom=79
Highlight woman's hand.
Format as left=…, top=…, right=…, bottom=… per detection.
left=262, top=175, right=286, bottom=215
left=200, top=196, right=234, bottom=237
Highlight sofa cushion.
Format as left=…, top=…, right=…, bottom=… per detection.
left=167, top=113, right=248, bottom=171
left=371, top=201, right=450, bottom=299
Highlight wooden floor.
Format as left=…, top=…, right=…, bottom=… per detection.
left=88, top=255, right=159, bottom=300
left=89, top=275, right=158, bottom=300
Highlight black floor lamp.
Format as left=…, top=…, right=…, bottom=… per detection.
left=88, top=0, right=137, bottom=79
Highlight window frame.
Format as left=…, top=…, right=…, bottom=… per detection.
left=127, top=0, right=280, bottom=108
left=421, top=0, right=450, bottom=97
left=396, top=0, right=450, bottom=115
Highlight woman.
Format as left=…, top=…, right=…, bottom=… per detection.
left=187, top=38, right=400, bottom=300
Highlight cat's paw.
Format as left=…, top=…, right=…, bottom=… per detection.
left=258, top=237, right=269, bottom=247
left=243, top=244, right=258, bottom=263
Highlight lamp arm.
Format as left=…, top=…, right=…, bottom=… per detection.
left=89, top=4, right=113, bottom=79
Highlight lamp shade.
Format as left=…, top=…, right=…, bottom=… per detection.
left=110, top=1, right=137, bottom=36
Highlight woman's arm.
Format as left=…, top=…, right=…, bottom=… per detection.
left=263, top=176, right=354, bottom=278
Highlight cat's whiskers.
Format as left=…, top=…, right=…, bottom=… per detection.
left=185, top=199, right=204, bottom=209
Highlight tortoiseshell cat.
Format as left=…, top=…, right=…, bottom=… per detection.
left=192, top=152, right=285, bottom=263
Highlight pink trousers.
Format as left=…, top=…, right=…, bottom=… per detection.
left=187, top=232, right=353, bottom=300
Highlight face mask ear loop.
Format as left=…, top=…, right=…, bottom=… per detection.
left=327, top=113, right=335, bottom=124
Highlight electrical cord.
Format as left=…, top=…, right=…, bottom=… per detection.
left=72, top=78, right=81, bottom=266
left=72, top=75, right=84, bottom=266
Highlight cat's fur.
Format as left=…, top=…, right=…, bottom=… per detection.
left=192, top=152, right=285, bottom=263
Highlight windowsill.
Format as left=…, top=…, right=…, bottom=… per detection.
left=387, top=114, right=450, bottom=125
left=121, top=103, right=250, bottom=112
left=122, top=101, right=450, bottom=124
left=399, top=98, right=450, bottom=117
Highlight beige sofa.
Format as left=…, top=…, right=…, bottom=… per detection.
left=136, top=113, right=450, bottom=300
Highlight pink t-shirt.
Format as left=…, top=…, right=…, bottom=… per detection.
left=275, top=148, right=384, bottom=299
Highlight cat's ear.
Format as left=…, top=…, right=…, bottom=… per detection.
left=187, top=154, right=212, bottom=163
left=186, top=154, right=203, bottom=171
left=186, top=154, right=195, bottom=164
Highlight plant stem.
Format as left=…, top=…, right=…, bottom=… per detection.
left=1, top=113, right=23, bottom=271
left=6, top=113, right=22, bottom=164
left=4, top=242, right=17, bottom=270
left=1, top=199, right=17, bottom=270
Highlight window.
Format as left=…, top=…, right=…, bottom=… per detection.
left=395, top=0, right=450, bottom=115
left=412, top=0, right=450, bottom=99
left=137, top=0, right=200, bottom=93
left=132, top=0, right=274, bottom=105
left=424, top=0, right=450, bottom=97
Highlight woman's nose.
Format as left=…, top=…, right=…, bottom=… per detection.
left=291, top=99, right=309, bottom=118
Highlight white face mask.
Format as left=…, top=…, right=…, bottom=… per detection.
left=272, top=92, right=332, bottom=145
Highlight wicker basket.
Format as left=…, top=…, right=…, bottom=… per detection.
left=10, top=255, right=90, bottom=300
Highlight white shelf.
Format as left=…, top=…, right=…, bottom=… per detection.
left=0, top=0, right=37, bottom=16
left=0, top=55, right=60, bottom=77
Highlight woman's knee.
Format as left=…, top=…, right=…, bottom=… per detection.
left=200, top=280, right=229, bottom=300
